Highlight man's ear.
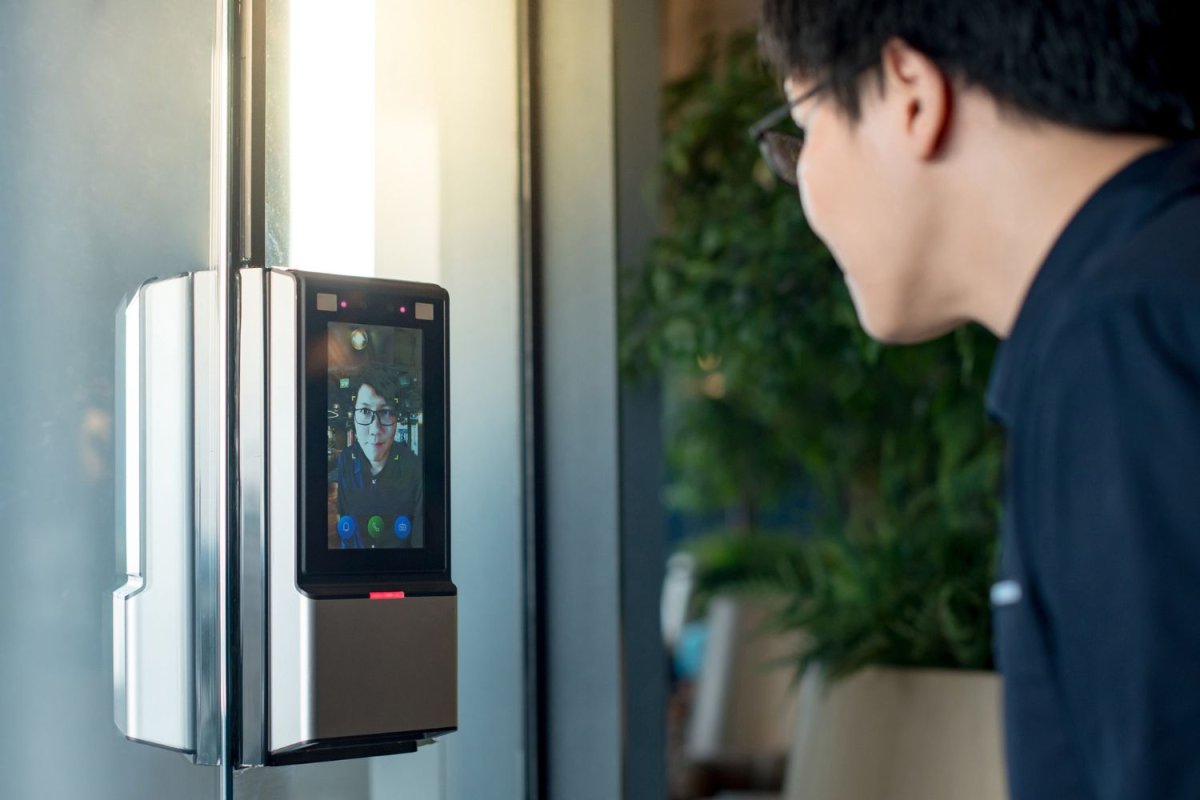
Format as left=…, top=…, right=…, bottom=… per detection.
left=879, top=38, right=952, bottom=159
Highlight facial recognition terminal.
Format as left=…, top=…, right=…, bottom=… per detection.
left=114, top=268, right=456, bottom=767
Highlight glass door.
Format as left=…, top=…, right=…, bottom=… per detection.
left=0, top=1, right=220, bottom=798
left=246, top=2, right=528, bottom=797
left=0, top=1, right=528, bottom=798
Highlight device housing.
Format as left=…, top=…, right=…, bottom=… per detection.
left=114, top=268, right=457, bottom=767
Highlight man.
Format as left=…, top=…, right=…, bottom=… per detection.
left=752, top=1, right=1200, bottom=797
left=329, top=367, right=424, bottom=549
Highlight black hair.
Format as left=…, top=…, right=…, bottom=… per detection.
left=353, top=364, right=402, bottom=408
left=759, top=0, right=1199, bottom=138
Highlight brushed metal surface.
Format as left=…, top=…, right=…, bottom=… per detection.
left=113, top=284, right=141, bottom=737
left=114, top=274, right=195, bottom=752
left=308, top=595, right=457, bottom=740
left=266, top=269, right=457, bottom=754
left=192, top=270, right=224, bottom=765
left=238, top=268, right=268, bottom=766
left=267, top=268, right=304, bottom=754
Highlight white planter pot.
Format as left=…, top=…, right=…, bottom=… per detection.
left=784, top=665, right=1007, bottom=800
left=686, top=595, right=803, bottom=763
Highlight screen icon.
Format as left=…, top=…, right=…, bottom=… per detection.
left=337, top=516, right=360, bottom=548
left=367, top=515, right=385, bottom=539
left=394, top=516, right=412, bottom=539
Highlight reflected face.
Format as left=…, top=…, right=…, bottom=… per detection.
left=354, top=383, right=396, bottom=465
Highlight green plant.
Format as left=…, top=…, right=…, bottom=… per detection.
left=685, top=530, right=809, bottom=614
left=774, top=525, right=995, bottom=680
left=622, top=33, right=1003, bottom=679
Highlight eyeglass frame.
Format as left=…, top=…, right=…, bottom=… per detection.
left=353, top=406, right=399, bottom=427
left=747, top=80, right=830, bottom=187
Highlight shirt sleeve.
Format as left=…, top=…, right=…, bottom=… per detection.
left=1026, top=292, right=1200, bottom=800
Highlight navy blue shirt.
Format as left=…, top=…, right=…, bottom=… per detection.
left=987, top=141, right=1200, bottom=799
left=329, top=444, right=424, bottom=549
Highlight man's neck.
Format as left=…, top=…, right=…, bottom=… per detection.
left=942, top=108, right=1167, bottom=338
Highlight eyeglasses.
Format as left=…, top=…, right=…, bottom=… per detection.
left=748, top=82, right=828, bottom=187
left=354, top=406, right=398, bottom=426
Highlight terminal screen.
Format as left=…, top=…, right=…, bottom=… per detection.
left=326, top=322, right=424, bottom=550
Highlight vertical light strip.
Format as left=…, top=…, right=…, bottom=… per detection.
left=210, top=0, right=230, bottom=274
left=203, top=0, right=234, bottom=781
left=374, top=0, right=441, bottom=284
left=290, top=0, right=377, bottom=276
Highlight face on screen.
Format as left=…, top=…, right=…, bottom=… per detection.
left=353, top=383, right=397, bottom=468
left=327, top=322, right=424, bottom=550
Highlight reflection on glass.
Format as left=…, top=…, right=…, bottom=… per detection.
left=290, top=0, right=375, bottom=276
left=286, top=0, right=442, bottom=284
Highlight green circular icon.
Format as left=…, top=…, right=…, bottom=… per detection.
left=367, top=515, right=385, bottom=538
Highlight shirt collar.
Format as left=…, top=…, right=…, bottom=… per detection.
left=986, top=139, right=1200, bottom=426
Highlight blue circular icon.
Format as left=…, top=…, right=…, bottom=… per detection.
left=338, top=515, right=358, bottom=542
left=394, top=515, right=412, bottom=539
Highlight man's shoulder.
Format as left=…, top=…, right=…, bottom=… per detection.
left=999, top=204, right=1200, bottom=428
left=382, top=447, right=422, bottom=484
left=1086, top=190, right=1200, bottom=293
left=1043, top=192, right=1200, bottom=355
left=990, top=182, right=1200, bottom=425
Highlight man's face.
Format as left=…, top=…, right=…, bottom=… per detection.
left=788, top=68, right=961, bottom=343
left=354, top=383, right=396, bottom=464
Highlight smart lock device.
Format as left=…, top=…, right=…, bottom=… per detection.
left=114, top=268, right=456, bottom=766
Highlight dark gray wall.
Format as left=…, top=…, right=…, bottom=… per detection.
left=538, top=0, right=623, bottom=797
left=615, top=0, right=669, bottom=797
left=537, top=0, right=667, bottom=797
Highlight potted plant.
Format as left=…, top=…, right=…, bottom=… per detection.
left=622, top=32, right=1007, bottom=799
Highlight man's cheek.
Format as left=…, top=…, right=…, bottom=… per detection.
left=797, top=175, right=826, bottom=239
left=798, top=181, right=841, bottom=260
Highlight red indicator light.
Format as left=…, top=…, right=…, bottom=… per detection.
left=339, top=300, right=349, bottom=309
left=369, top=591, right=406, bottom=600
left=399, top=306, right=407, bottom=314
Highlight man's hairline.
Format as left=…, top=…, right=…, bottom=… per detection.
left=354, top=382, right=399, bottom=422
left=782, top=42, right=1069, bottom=135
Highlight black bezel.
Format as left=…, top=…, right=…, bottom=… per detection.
left=296, top=271, right=451, bottom=596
